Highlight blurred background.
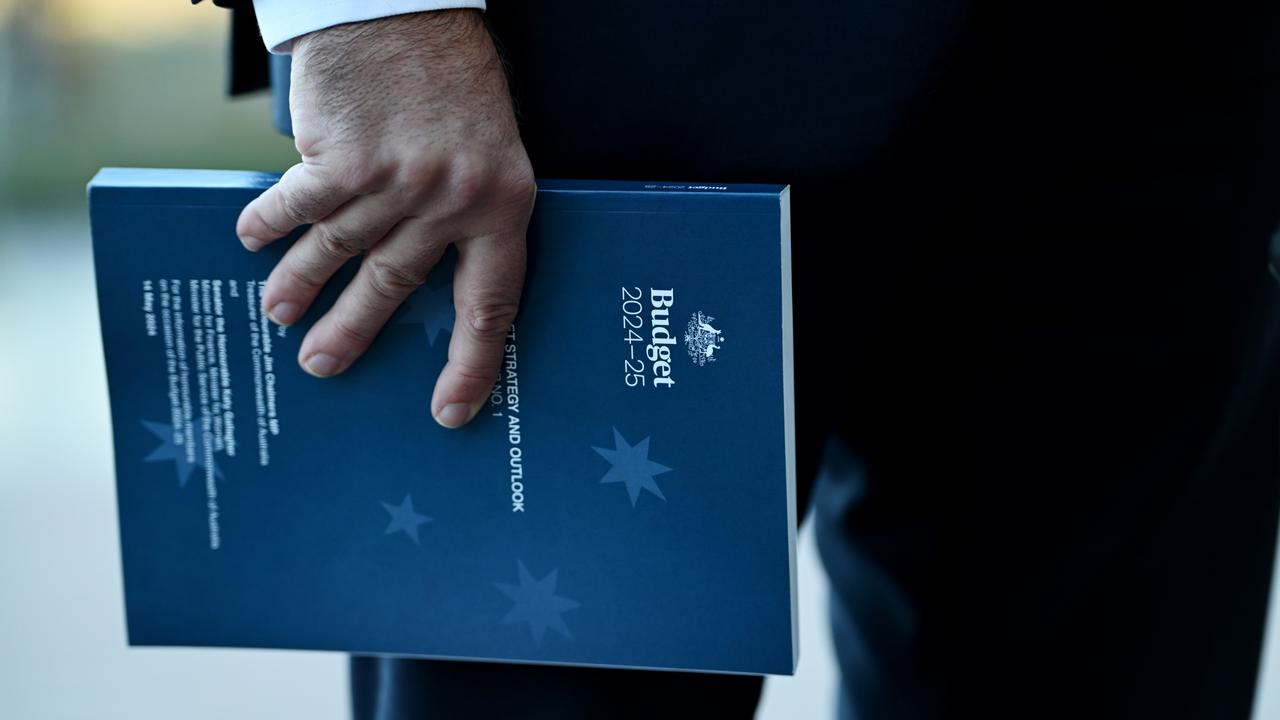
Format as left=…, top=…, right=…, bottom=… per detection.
left=0, top=1, right=1278, bottom=718
left=0, top=0, right=294, bottom=209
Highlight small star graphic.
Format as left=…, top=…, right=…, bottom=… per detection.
left=592, top=427, right=672, bottom=506
left=141, top=419, right=221, bottom=487
left=396, top=281, right=455, bottom=347
left=380, top=493, right=432, bottom=544
left=495, top=560, right=581, bottom=644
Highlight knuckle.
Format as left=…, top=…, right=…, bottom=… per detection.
left=330, top=315, right=376, bottom=348
left=500, top=163, right=537, bottom=204
left=401, top=156, right=446, bottom=188
left=395, top=157, right=447, bottom=207
left=255, top=208, right=293, bottom=237
left=449, top=353, right=500, bottom=385
left=293, top=130, right=323, bottom=159
left=313, top=224, right=364, bottom=260
left=282, top=262, right=325, bottom=293
left=279, top=183, right=320, bottom=226
left=465, top=301, right=519, bottom=337
left=448, top=159, right=489, bottom=210
left=334, top=160, right=383, bottom=195
left=365, top=258, right=426, bottom=303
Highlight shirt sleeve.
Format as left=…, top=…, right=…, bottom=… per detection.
left=251, top=0, right=487, bottom=54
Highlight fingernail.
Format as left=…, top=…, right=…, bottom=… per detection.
left=303, top=353, right=342, bottom=378
left=266, top=302, right=301, bottom=326
left=241, top=235, right=264, bottom=251
left=434, top=403, right=475, bottom=429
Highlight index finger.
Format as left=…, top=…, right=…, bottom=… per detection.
left=236, top=162, right=354, bottom=251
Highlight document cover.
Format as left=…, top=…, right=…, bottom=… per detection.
left=89, top=168, right=796, bottom=675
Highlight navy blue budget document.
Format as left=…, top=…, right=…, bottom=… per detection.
left=89, top=168, right=797, bottom=675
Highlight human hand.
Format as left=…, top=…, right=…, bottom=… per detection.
left=235, top=10, right=534, bottom=429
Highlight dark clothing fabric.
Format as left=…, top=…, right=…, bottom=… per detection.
left=191, top=0, right=270, bottom=95
left=227, top=5, right=268, bottom=95
left=349, top=655, right=763, bottom=719
left=230, top=1, right=1280, bottom=717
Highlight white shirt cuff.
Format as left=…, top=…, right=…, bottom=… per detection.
left=252, top=0, right=487, bottom=54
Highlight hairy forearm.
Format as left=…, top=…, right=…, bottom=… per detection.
left=290, top=10, right=515, bottom=160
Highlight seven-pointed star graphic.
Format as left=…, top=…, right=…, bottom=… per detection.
left=141, top=419, right=222, bottom=487
left=592, top=427, right=673, bottom=506
left=495, top=561, right=581, bottom=644
left=396, top=281, right=455, bottom=347
left=380, top=493, right=433, bottom=544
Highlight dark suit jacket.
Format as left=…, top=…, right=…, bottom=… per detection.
left=187, top=3, right=1280, bottom=719
left=194, top=0, right=270, bottom=94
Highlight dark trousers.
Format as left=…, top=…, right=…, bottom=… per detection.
left=348, top=1, right=1280, bottom=717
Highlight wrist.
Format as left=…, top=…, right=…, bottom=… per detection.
left=252, top=1, right=487, bottom=54
left=296, top=9, right=486, bottom=59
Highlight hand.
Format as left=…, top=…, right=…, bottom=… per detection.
left=235, top=10, right=535, bottom=429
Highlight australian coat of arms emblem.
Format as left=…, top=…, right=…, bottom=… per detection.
left=684, top=311, right=723, bottom=366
